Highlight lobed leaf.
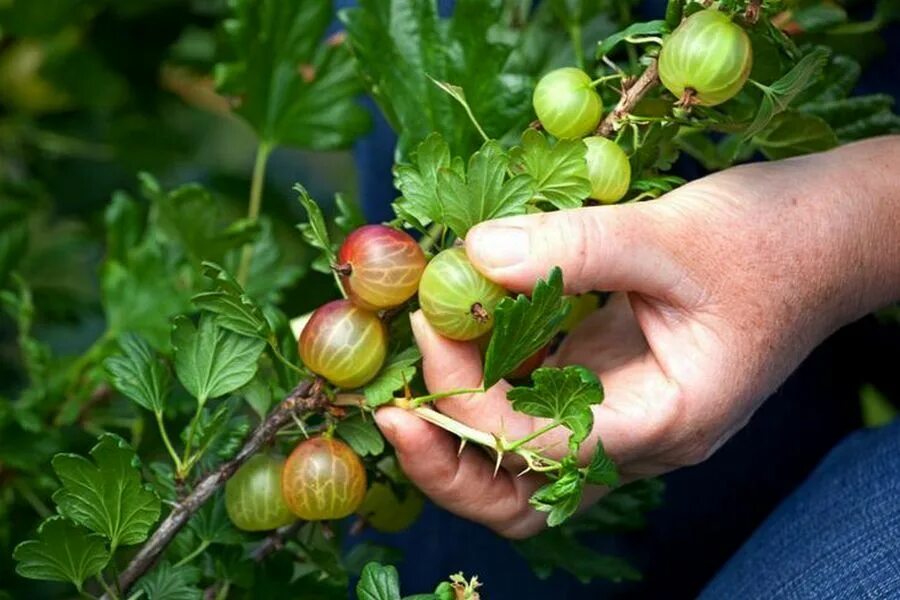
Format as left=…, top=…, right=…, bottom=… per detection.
left=364, top=347, right=421, bottom=408
left=192, top=261, right=271, bottom=340
left=336, top=412, right=386, bottom=457
left=104, top=333, right=171, bottom=414
left=295, top=184, right=337, bottom=271
left=483, top=268, right=569, bottom=388
left=13, top=516, right=110, bottom=591
left=136, top=561, right=203, bottom=600
left=51, top=433, right=161, bottom=550
left=509, top=129, right=591, bottom=210
left=357, top=562, right=402, bottom=600
left=595, top=20, right=668, bottom=59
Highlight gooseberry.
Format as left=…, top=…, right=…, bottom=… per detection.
left=357, top=481, right=425, bottom=533
left=225, top=454, right=296, bottom=532
left=418, top=248, right=508, bottom=341
left=298, top=299, right=387, bottom=388
left=583, top=136, right=631, bottom=203
left=336, top=224, right=427, bottom=311
left=281, top=437, right=367, bottom=520
left=658, top=9, right=753, bottom=107
left=532, top=67, right=604, bottom=139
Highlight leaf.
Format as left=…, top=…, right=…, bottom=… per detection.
left=513, top=526, right=640, bottom=583
left=182, top=399, right=251, bottom=470
left=753, top=111, right=838, bottom=159
left=104, top=333, right=170, bottom=414
left=595, top=20, right=667, bottom=59
left=743, top=47, right=831, bottom=140
left=364, top=347, right=421, bottom=408
left=215, top=0, right=369, bottom=150
left=192, top=261, right=271, bottom=340
left=136, top=562, right=203, bottom=600
left=629, top=175, right=686, bottom=199
left=791, top=4, right=847, bottom=33
left=584, top=441, right=619, bottom=487
left=357, top=562, right=402, bottom=600
left=509, top=130, right=591, bottom=210
left=438, top=140, right=534, bottom=238
left=341, top=0, right=533, bottom=158
left=172, top=315, right=266, bottom=404
left=483, top=268, right=569, bottom=388
left=344, top=542, right=404, bottom=577
left=295, top=184, right=337, bottom=269
left=529, top=466, right=584, bottom=526
left=13, top=517, right=110, bottom=591
left=507, top=366, right=604, bottom=447
left=336, top=412, right=385, bottom=457
left=393, top=133, right=464, bottom=229
left=188, top=492, right=243, bottom=546
left=51, top=433, right=161, bottom=550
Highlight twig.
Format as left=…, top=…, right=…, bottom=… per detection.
left=103, top=379, right=327, bottom=598
left=250, top=521, right=304, bottom=562
left=595, top=59, right=660, bottom=138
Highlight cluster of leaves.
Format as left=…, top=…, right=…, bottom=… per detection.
left=3, top=0, right=900, bottom=598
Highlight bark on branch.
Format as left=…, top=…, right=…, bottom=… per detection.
left=104, top=379, right=327, bottom=598
left=595, top=59, right=660, bottom=137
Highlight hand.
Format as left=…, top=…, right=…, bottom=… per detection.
left=375, top=137, right=900, bottom=539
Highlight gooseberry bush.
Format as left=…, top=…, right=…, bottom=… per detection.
left=3, top=0, right=899, bottom=598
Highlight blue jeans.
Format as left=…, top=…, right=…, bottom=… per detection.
left=702, top=419, right=900, bottom=599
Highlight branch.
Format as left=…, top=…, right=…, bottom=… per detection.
left=104, top=379, right=327, bottom=598
left=595, top=59, right=660, bottom=137
left=250, top=521, right=304, bottom=562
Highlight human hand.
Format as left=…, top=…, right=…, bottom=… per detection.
left=375, top=137, right=900, bottom=538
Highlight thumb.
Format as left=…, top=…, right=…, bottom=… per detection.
left=465, top=205, right=691, bottom=299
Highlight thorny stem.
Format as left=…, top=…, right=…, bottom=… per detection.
left=408, top=387, right=485, bottom=408
left=250, top=521, right=304, bottom=561
left=237, top=142, right=272, bottom=287
left=102, top=379, right=329, bottom=599
left=595, top=59, right=660, bottom=137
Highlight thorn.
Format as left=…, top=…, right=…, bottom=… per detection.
left=458, top=438, right=467, bottom=456
left=493, top=451, right=504, bottom=478
left=517, top=466, right=532, bottom=478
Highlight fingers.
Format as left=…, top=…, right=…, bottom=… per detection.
left=375, top=406, right=548, bottom=539
left=410, top=311, right=540, bottom=442
left=465, top=205, right=694, bottom=301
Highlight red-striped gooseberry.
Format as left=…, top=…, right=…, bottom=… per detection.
left=225, top=454, right=296, bottom=531
left=281, top=437, right=367, bottom=520
left=298, top=299, right=387, bottom=388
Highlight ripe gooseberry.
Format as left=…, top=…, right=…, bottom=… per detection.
left=418, top=248, right=507, bottom=341
left=225, top=454, right=296, bottom=531
left=357, top=482, right=425, bottom=533
left=336, top=224, right=427, bottom=311
left=532, top=67, right=604, bottom=139
left=583, top=136, right=631, bottom=204
left=658, top=9, right=753, bottom=107
left=281, top=437, right=367, bottom=520
left=299, top=299, right=387, bottom=389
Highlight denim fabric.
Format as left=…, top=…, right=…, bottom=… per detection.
left=702, top=419, right=900, bottom=600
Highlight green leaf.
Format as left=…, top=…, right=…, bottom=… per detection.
left=136, top=562, right=203, bottom=600
left=529, top=466, right=584, bottom=526
left=508, top=366, right=604, bottom=447
left=341, top=0, right=533, bottom=158
left=295, top=184, right=337, bottom=270
left=104, top=333, right=170, bottom=414
left=753, top=111, right=838, bottom=159
left=743, top=47, right=831, bottom=140
left=336, top=412, right=385, bottom=457
left=595, top=20, right=667, bottom=59
left=791, top=4, right=847, bottom=33
left=513, top=526, right=640, bottom=583
left=393, top=133, right=465, bottom=229
left=13, top=516, right=110, bottom=591
left=215, top=0, right=369, bottom=150
left=629, top=175, right=686, bottom=199
left=182, top=399, right=251, bottom=470
left=357, top=562, right=402, bottom=600
left=51, top=433, right=161, bottom=549
left=438, top=140, right=534, bottom=238
left=584, top=441, right=619, bottom=487
left=509, top=130, right=591, bottom=210
left=483, top=268, right=569, bottom=388
left=172, top=315, right=266, bottom=404
left=364, top=347, right=421, bottom=408
left=188, top=492, right=243, bottom=546
left=192, top=262, right=271, bottom=340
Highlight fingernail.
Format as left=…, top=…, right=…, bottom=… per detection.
left=467, top=225, right=529, bottom=268
left=409, top=310, right=428, bottom=341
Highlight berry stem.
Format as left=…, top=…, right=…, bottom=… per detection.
left=237, top=142, right=272, bottom=287
left=595, top=59, right=660, bottom=137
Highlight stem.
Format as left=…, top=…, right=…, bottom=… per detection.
left=155, top=412, right=183, bottom=473
left=419, top=223, right=444, bottom=253
left=174, top=540, right=210, bottom=568
left=180, top=400, right=206, bottom=476
left=595, top=59, right=660, bottom=137
left=410, top=406, right=498, bottom=448
left=96, top=573, right=118, bottom=600
left=408, top=387, right=484, bottom=408
left=505, top=421, right=560, bottom=452
left=102, top=379, right=329, bottom=598
left=250, top=521, right=304, bottom=561
left=268, top=341, right=306, bottom=376
left=237, top=143, right=272, bottom=287
left=589, top=74, right=623, bottom=88
left=569, top=23, right=585, bottom=71
left=215, top=582, right=231, bottom=600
